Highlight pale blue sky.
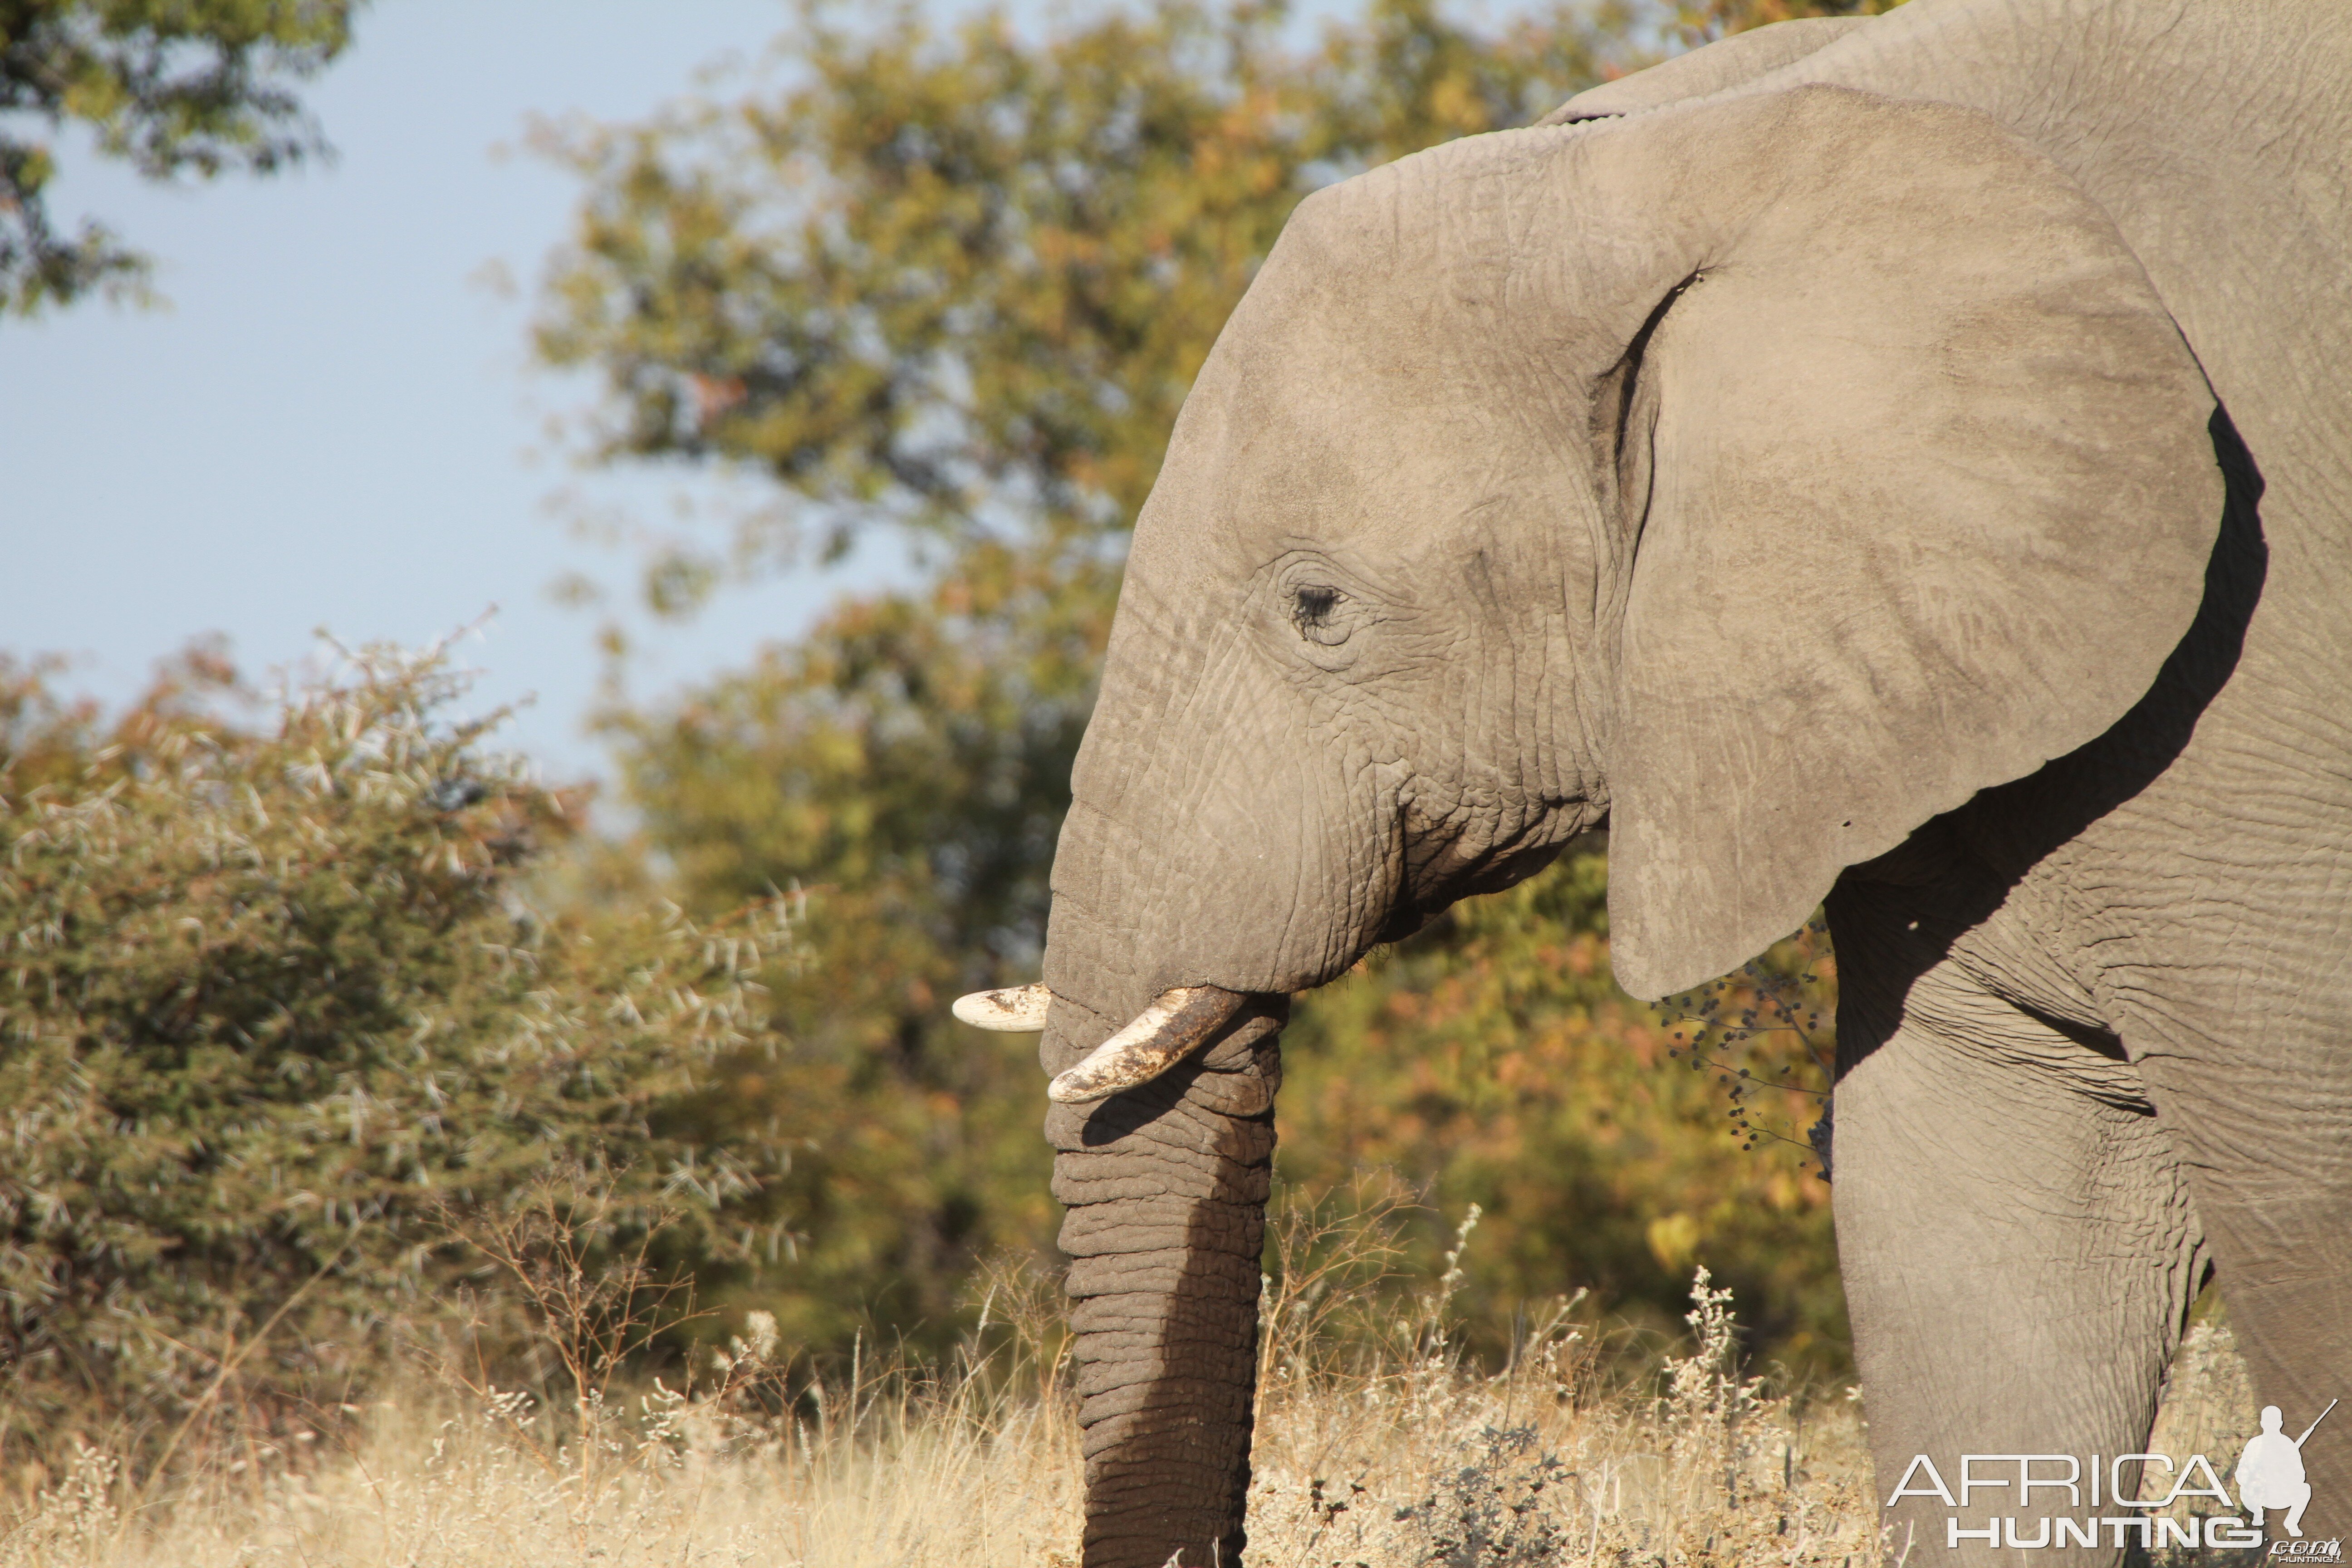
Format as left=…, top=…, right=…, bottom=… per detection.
left=0, top=1, right=924, bottom=781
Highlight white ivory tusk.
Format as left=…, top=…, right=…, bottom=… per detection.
left=952, top=983, right=1053, bottom=1032
left=1047, top=985, right=1248, bottom=1104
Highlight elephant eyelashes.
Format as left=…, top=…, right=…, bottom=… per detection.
left=1291, top=585, right=1352, bottom=646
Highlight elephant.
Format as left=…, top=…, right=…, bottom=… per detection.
left=953, top=1, right=2352, bottom=1562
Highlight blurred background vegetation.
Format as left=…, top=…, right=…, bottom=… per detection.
left=3, top=0, right=1880, bottom=1479
left=1, top=0, right=365, bottom=313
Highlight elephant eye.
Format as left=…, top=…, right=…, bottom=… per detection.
left=1291, top=585, right=1352, bottom=646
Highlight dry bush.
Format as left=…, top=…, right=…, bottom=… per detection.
left=1247, top=1193, right=1881, bottom=1568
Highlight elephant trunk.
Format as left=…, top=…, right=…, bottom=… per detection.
left=1019, top=566, right=1332, bottom=1564
left=1043, top=989, right=1288, bottom=1568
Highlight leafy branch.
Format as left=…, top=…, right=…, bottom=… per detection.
left=1656, top=917, right=1836, bottom=1168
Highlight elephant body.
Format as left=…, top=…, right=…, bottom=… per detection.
left=1025, top=3, right=2352, bottom=1563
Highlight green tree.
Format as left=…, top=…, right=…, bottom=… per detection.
left=542, top=0, right=1886, bottom=1365
left=0, top=0, right=363, bottom=314
left=533, top=0, right=1633, bottom=584
left=0, top=644, right=794, bottom=1463
left=599, top=546, right=1113, bottom=1346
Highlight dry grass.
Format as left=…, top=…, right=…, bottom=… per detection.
left=0, top=1304, right=1875, bottom=1568
left=0, top=1194, right=1891, bottom=1568
left=0, top=1177, right=2265, bottom=1568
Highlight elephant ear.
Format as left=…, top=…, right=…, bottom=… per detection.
left=1599, top=86, right=2225, bottom=1000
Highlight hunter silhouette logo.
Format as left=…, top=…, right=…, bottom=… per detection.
left=2238, top=1400, right=2334, bottom=1540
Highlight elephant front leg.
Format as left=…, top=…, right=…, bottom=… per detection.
left=1047, top=1014, right=1282, bottom=1568
left=1828, top=931, right=2206, bottom=1567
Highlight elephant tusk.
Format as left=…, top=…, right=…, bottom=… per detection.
left=1047, top=985, right=1248, bottom=1104
left=952, top=983, right=1053, bottom=1032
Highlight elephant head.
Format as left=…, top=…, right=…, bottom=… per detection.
left=970, top=83, right=2225, bottom=1567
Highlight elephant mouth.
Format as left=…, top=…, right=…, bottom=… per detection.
left=1376, top=831, right=1582, bottom=946
left=951, top=833, right=1578, bottom=1104
left=953, top=981, right=1263, bottom=1102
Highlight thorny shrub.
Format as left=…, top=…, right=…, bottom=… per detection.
left=0, top=641, right=798, bottom=1479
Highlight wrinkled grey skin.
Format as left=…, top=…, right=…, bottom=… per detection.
left=1032, top=2, right=2352, bottom=1563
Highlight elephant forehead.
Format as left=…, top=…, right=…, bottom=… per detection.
left=1134, top=356, right=1570, bottom=586
left=1139, top=150, right=1652, bottom=585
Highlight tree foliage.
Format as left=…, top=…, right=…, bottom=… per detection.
left=0, top=0, right=362, bottom=314
left=540, top=0, right=1882, bottom=1366
left=1280, top=849, right=1843, bottom=1367
left=0, top=645, right=792, bottom=1460
left=602, top=547, right=1115, bottom=1347
left=534, top=0, right=1641, bottom=591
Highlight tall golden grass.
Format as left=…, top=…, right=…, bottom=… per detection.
left=0, top=1192, right=2254, bottom=1568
